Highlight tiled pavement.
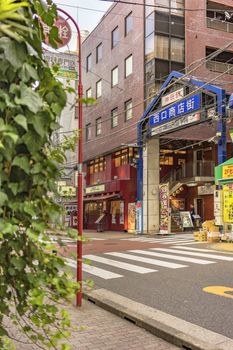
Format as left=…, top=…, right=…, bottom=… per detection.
left=13, top=300, right=178, bottom=350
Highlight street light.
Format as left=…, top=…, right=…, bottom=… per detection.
left=56, top=8, right=83, bottom=307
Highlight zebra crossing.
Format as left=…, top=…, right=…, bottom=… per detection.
left=120, top=234, right=200, bottom=246
left=65, top=246, right=233, bottom=280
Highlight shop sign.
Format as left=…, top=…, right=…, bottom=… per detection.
left=180, top=211, right=193, bottom=228
left=42, top=15, right=72, bottom=48
left=222, top=164, right=233, bottom=179
left=85, top=184, right=105, bottom=194
left=136, top=201, right=142, bottom=233
left=159, top=184, right=170, bottom=234
left=43, top=51, right=78, bottom=79
left=151, top=113, right=200, bottom=137
left=223, top=187, right=233, bottom=223
left=198, top=185, right=214, bottom=195
left=161, top=88, right=184, bottom=107
left=128, top=203, right=136, bottom=233
left=58, top=185, right=76, bottom=197
left=150, top=94, right=201, bottom=128
left=120, top=202, right=124, bottom=224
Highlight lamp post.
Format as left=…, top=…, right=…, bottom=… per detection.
left=56, top=8, right=83, bottom=307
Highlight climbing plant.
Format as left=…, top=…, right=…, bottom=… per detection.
left=0, top=0, right=79, bottom=349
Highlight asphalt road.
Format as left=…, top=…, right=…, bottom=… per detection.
left=58, top=234, right=233, bottom=339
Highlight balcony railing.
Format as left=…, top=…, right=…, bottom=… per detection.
left=207, top=17, right=233, bottom=33
left=206, top=60, right=233, bottom=75
left=161, top=161, right=215, bottom=188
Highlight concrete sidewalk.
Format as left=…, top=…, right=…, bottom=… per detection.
left=13, top=299, right=178, bottom=350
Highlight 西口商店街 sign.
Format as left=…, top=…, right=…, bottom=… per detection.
left=149, top=94, right=201, bottom=128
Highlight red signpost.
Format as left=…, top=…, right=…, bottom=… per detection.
left=43, top=8, right=83, bottom=306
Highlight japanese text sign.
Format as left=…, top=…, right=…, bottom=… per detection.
left=42, top=16, right=72, bottom=48
left=149, top=94, right=201, bottom=128
left=222, top=165, right=233, bottom=179
left=161, top=88, right=184, bottom=107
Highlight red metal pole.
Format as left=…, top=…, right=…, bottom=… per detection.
left=57, top=8, right=83, bottom=306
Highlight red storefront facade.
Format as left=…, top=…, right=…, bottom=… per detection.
left=83, top=148, right=137, bottom=232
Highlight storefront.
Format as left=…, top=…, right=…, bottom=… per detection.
left=137, top=71, right=227, bottom=234
left=84, top=182, right=136, bottom=232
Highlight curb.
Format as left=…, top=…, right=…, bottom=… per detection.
left=83, top=288, right=233, bottom=350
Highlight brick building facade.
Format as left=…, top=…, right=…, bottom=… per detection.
left=81, top=0, right=233, bottom=232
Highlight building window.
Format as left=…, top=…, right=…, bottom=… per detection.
left=125, top=12, right=132, bottom=36
left=206, top=47, right=233, bottom=75
left=86, top=53, right=92, bottom=72
left=155, top=35, right=169, bottom=60
left=171, top=0, right=184, bottom=16
left=111, top=26, right=119, bottom=48
left=96, top=43, right=103, bottom=63
left=111, top=107, right=118, bottom=128
left=86, top=87, right=92, bottom=99
left=146, top=12, right=154, bottom=37
left=88, top=157, right=106, bottom=174
left=125, top=99, right=133, bottom=121
left=96, top=117, right=102, bottom=136
left=171, top=37, right=184, bottom=62
left=125, top=54, right=133, bottom=77
left=96, top=80, right=102, bottom=98
left=111, top=66, right=119, bottom=87
left=145, top=33, right=155, bottom=62
left=86, top=123, right=91, bottom=141
left=114, top=148, right=136, bottom=167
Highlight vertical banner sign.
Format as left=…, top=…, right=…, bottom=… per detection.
left=128, top=203, right=136, bottom=233
left=159, top=184, right=170, bottom=234
left=136, top=201, right=142, bottom=234
left=223, top=184, right=233, bottom=223
left=120, top=202, right=124, bottom=224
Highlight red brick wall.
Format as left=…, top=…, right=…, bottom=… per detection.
left=82, top=1, right=144, bottom=162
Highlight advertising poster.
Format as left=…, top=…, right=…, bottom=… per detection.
left=120, top=202, right=124, bottom=224
left=136, top=201, right=142, bottom=233
left=223, top=185, right=233, bottom=223
left=159, top=184, right=170, bottom=234
left=180, top=211, right=193, bottom=228
left=128, top=203, right=136, bottom=233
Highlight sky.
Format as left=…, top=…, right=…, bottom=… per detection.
left=54, top=0, right=113, bottom=33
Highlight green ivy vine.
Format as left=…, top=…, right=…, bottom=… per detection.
left=0, top=1, right=79, bottom=349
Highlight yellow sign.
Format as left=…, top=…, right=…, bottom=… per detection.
left=85, top=184, right=105, bottom=194
left=223, top=187, right=233, bottom=222
left=203, top=286, right=233, bottom=300
left=58, top=185, right=76, bottom=197
left=222, top=164, right=233, bottom=179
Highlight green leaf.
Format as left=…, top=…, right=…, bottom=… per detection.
left=14, top=114, right=28, bottom=131
left=0, top=37, right=27, bottom=69
left=0, top=192, right=8, bottom=206
left=3, top=132, right=18, bottom=143
left=19, top=62, right=39, bottom=82
left=12, top=156, right=30, bottom=174
left=15, top=83, right=43, bottom=113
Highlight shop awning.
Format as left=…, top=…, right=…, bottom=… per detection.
left=83, top=193, right=120, bottom=202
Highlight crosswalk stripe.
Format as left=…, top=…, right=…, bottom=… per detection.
left=65, top=258, right=123, bottom=279
left=84, top=254, right=157, bottom=274
left=160, top=239, right=193, bottom=245
left=173, top=246, right=218, bottom=252
left=151, top=248, right=233, bottom=261
left=173, top=241, right=205, bottom=246
left=128, top=250, right=215, bottom=265
left=105, top=252, right=187, bottom=269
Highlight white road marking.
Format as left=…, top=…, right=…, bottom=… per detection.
left=105, top=252, right=187, bottom=269
left=128, top=250, right=215, bottom=265
left=160, top=240, right=194, bottom=245
left=151, top=248, right=233, bottom=261
left=173, top=247, right=218, bottom=252
left=65, top=258, right=123, bottom=279
left=173, top=241, right=206, bottom=246
left=84, top=255, right=157, bottom=274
